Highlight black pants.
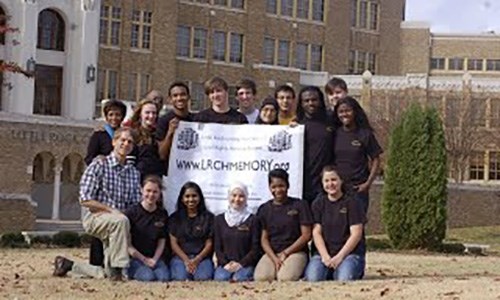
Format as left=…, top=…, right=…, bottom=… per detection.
left=89, top=237, right=104, bottom=266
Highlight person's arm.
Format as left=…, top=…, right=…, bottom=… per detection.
left=213, top=217, right=229, bottom=266
left=128, top=244, right=148, bottom=262
left=357, top=131, right=383, bottom=193
left=169, top=234, right=190, bottom=263
left=238, top=217, right=261, bottom=267
left=328, top=224, right=363, bottom=268
left=152, top=238, right=166, bottom=262
left=261, top=229, right=281, bottom=269
left=80, top=200, right=114, bottom=214
left=312, top=224, right=331, bottom=265
left=158, top=118, right=179, bottom=161
left=193, top=238, right=213, bottom=264
left=280, top=224, right=311, bottom=257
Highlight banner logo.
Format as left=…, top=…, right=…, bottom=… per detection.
left=268, top=130, right=292, bottom=152
left=177, top=128, right=199, bottom=150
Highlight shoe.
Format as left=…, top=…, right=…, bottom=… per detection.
left=53, top=256, right=74, bottom=277
left=109, top=267, right=123, bottom=281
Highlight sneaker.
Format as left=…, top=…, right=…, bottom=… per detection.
left=109, top=267, right=123, bottom=281
left=53, top=256, right=74, bottom=277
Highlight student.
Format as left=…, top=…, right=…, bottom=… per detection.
left=193, top=76, right=248, bottom=124
left=325, top=77, right=348, bottom=111
left=169, top=182, right=214, bottom=281
left=332, top=96, right=382, bottom=214
left=53, top=128, right=141, bottom=281
left=156, top=81, right=194, bottom=174
left=254, top=169, right=312, bottom=282
left=84, top=99, right=127, bottom=268
left=130, top=99, right=164, bottom=178
left=126, top=175, right=170, bottom=282
left=274, top=85, right=297, bottom=125
left=296, top=86, right=335, bottom=204
left=236, top=78, right=259, bottom=124
left=255, top=96, right=279, bottom=125
left=213, top=182, right=261, bottom=282
left=304, top=166, right=365, bottom=281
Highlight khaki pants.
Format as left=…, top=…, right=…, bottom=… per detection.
left=70, top=212, right=130, bottom=279
left=254, top=252, right=308, bottom=281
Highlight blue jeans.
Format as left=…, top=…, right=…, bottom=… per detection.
left=128, top=258, right=170, bottom=282
left=304, top=254, right=365, bottom=281
left=169, top=255, right=214, bottom=281
left=213, top=266, right=254, bottom=282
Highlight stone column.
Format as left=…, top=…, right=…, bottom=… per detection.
left=51, top=164, right=62, bottom=220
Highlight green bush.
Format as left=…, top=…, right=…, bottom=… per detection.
left=382, top=104, right=447, bottom=250
left=52, top=231, right=82, bottom=248
left=31, top=235, right=53, bottom=246
left=0, top=232, right=29, bottom=248
left=80, top=233, right=93, bottom=247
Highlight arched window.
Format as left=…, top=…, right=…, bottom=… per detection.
left=0, top=6, right=6, bottom=45
left=32, top=152, right=56, bottom=183
left=37, top=9, right=65, bottom=51
left=62, top=153, right=84, bottom=184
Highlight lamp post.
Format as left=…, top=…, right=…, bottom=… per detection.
left=86, top=64, right=96, bottom=83
left=26, top=57, right=36, bottom=75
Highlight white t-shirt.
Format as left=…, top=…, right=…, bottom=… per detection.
left=240, top=108, right=259, bottom=124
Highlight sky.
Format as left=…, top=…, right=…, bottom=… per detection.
left=405, top=0, right=500, bottom=33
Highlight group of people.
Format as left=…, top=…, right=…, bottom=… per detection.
left=52, top=76, right=382, bottom=283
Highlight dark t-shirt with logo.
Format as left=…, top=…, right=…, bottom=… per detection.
left=168, top=210, right=214, bottom=255
left=155, top=111, right=194, bottom=141
left=257, top=197, right=313, bottom=254
left=333, top=127, right=383, bottom=185
left=213, top=214, right=261, bottom=267
left=125, top=203, right=169, bottom=258
left=311, top=193, right=365, bottom=257
left=193, top=107, right=248, bottom=124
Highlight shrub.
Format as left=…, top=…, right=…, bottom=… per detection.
left=382, top=104, right=447, bottom=250
left=52, top=231, right=82, bottom=248
left=0, top=232, right=29, bottom=248
left=31, top=235, right=53, bottom=246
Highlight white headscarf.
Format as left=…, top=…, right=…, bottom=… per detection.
left=224, top=182, right=252, bottom=227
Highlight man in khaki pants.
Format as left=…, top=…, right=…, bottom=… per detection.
left=53, top=127, right=141, bottom=281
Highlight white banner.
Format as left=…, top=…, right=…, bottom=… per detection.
left=163, top=121, right=304, bottom=215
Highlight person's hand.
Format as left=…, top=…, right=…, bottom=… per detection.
left=272, top=256, right=283, bottom=271
left=93, top=155, right=106, bottom=163
left=167, top=118, right=180, bottom=135
left=224, top=261, right=242, bottom=273
left=144, top=257, right=157, bottom=268
left=327, top=255, right=344, bottom=269
left=320, top=254, right=332, bottom=267
left=184, top=259, right=196, bottom=274
left=277, top=251, right=288, bottom=263
left=288, top=120, right=299, bottom=128
left=355, top=181, right=370, bottom=193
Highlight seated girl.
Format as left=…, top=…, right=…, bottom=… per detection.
left=304, top=166, right=365, bottom=281
left=214, top=182, right=261, bottom=282
left=169, top=182, right=214, bottom=281
left=254, top=169, right=313, bottom=281
left=126, top=175, right=170, bottom=282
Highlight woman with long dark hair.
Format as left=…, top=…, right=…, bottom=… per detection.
left=168, top=182, right=214, bottom=281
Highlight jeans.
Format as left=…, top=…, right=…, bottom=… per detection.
left=128, top=258, right=170, bottom=282
left=169, top=255, right=214, bottom=281
left=304, top=254, right=365, bottom=281
left=354, top=190, right=370, bottom=216
left=213, top=266, right=254, bottom=282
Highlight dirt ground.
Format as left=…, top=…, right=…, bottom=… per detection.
left=0, top=248, right=499, bottom=299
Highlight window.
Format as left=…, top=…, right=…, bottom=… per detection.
left=34, top=65, right=63, bottom=115
left=213, top=31, right=226, bottom=61
left=96, top=69, right=119, bottom=103
left=296, top=0, right=309, bottom=19
left=348, top=50, right=375, bottom=74
left=190, top=82, right=205, bottom=111
left=430, top=58, right=445, bottom=70
left=467, top=59, right=483, bottom=71
left=124, top=72, right=148, bottom=101
left=263, top=37, right=275, bottom=65
left=367, top=52, right=376, bottom=74
left=231, top=0, right=244, bottom=9
left=369, top=2, right=378, bottom=30
left=488, top=151, right=500, bottom=180
left=229, top=33, right=243, bottom=63
left=490, top=98, right=500, bottom=128
left=471, top=98, right=486, bottom=127
left=37, top=9, right=65, bottom=51
left=281, top=0, right=293, bottom=17
left=267, top=0, right=278, bottom=14
left=99, top=5, right=121, bottom=46
left=193, top=28, right=208, bottom=59
left=357, top=51, right=366, bottom=73
left=486, top=59, right=500, bottom=71
left=176, top=26, right=191, bottom=57
left=295, top=43, right=308, bottom=70
left=469, top=152, right=485, bottom=180
left=277, top=40, right=290, bottom=67
left=348, top=50, right=356, bottom=73
left=130, top=10, right=152, bottom=49
left=310, top=44, right=322, bottom=71
left=359, top=1, right=367, bottom=28
left=312, top=0, right=324, bottom=21
left=444, top=97, right=459, bottom=127
left=352, top=0, right=378, bottom=31
left=214, top=0, right=227, bottom=5
left=127, top=73, right=137, bottom=101
left=350, top=0, right=357, bottom=27
left=448, top=58, right=464, bottom=70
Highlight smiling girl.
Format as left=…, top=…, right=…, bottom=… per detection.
left=304, top=166, right=366, bottom=281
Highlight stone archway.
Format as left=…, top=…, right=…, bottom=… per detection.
left=60, top=153, right=84, bottom=220
left=31, top=151, right=55, bottom=219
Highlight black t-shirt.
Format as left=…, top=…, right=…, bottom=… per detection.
left=334, top=127, right=383, bottom=185
left=193, top=107, right=248, bottom=124
left=257, top=197, right=313, bottom=254
left=85, top=130, right=113, bottom=165
left=155, top=111, right=194, bottom=141
left=133, top=140, right=165, bottom=178
left=168, top=210, right=214, bottom=255
left=311, top=194, right=365, bottom=257
left=214, top=214, right=261, bottom=267
left=126, top=203, right=169, bottom=258
left=300, top=117, right=335, bottom=202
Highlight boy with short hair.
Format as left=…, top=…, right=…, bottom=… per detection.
left=325, top=77, right=348, bottom=110
left=274, top=85, right=297, bottom=125
left=193, top=76, right=248, bottom=124
left=236, top=78, right=259, bottom=124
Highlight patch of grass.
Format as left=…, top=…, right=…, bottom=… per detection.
left=446, top=226, right=500, bottom=255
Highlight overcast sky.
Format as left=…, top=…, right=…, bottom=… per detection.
left=405, top=0, right=500, bottom=33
